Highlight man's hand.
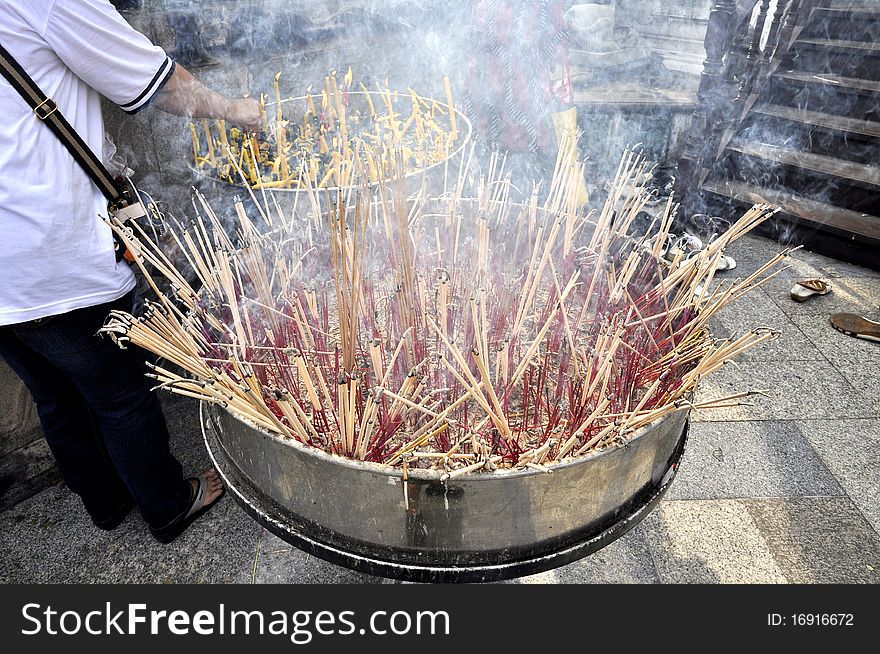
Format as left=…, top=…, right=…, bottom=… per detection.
left=154, top=64, right=261, bottom=132
left=226, top=97, right=262, bottom=133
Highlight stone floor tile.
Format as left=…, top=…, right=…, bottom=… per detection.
left=511, top=524, right=660, bottom=584
left=706, top=288, right=823, bottom=362
left=641, top=499, right=787, bottom=583
left=668, top=421, right=842, bottom=500
left=0, top=483, right=260, bottom=583
left=790, top=314, right=880, bottom=364
left=798, top=418, right=880, bottom=535
left=693, top=360, right=876, bottom=421
left=251, top=531, right=387, bottom=584
left=743, top=496, right=880, bottom=583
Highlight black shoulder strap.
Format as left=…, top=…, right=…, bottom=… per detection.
left=0, top=41, right=124, bottom=205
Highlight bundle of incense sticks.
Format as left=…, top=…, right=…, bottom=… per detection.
left=191, top=70, right=466, bottom=190
left=103, top=145, right=787, bottom=474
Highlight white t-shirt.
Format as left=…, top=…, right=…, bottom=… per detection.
left=0, top=0, right=174, bottom=325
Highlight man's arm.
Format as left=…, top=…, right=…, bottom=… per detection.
left=43, top=0, right=262, bottom=132
left=153, top=64, right=262, bottom=132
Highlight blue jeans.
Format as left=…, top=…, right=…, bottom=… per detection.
left=0, top=289, right=191, bottom=530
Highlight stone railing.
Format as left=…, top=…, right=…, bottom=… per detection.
left=674, top=0, right=831, bottom=214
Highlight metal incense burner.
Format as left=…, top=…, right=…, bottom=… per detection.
left=190, top=140, right=688, bottom=582
left=202, top=401, right=688, bottom=582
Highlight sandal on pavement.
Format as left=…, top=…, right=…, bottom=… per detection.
left=715, top=252, right=737, bottom=271
left=665, top=233, right=703, bottom=267
left=150, top=470, right=224, bottom=544
left=790, top=279, right=831, bottom=302
left=677, top=251, right=736, bottom=272
left=674, top=241, right=736, bottom=272
left=830, top=313, right=880, bottom=343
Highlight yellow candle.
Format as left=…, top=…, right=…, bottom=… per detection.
left=250, top=136, right=262, bottom=163
left=318, top=167, right=337, bottom=189
left=280, top=139, right=290, bottom=180
left=190, top=123, right=201, bottom=165
left=201, top=119, right=215, bottom=162
left=360, top=83, right=376, bottom=118
left=273, top=73, right=283, bottom=124
left=246, top=152, right=258, bottom=186
left=217, top=119, right=229, bottom=147
left=364, top=146, right=378, bottom=181
left=443, top=76, right=457, bottom=140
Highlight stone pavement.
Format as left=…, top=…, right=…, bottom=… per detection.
left=1, top=234, right=878, bottom=584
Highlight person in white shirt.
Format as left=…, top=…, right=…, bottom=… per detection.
left=0, top=0, right=261, bottom=543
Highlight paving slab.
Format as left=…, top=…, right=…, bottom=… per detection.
left=721, top=235, right=799, bottom=279
left=831, top=359, right=880, bottom=411
left=791, top=313, right=880, bottom=363
left=510, top=524, right=660, bottom=584
left=159, top=393, right=215, bottom=473
left=693, top=359, right=877, bottom=421
left=705, top=287, right=824, bottom=362
left=0, top=483, right=260, bottom=583
left=722, top=235, right=880, bottom=280
left=798, top=418, right=880, bottom=536
left=790, top=315, right=880, bottom=412
left=0, top=391, right=260, bottom=583
left=742, top=497, right=880, bottom=583
left=641, top=499, right=787, bottom=583
left=251, top=531, right=387, bottom=584
left=667, top=420, right=843, bottom=500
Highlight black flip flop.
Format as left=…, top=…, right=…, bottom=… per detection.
left=150, top=473, right=224, bottom=544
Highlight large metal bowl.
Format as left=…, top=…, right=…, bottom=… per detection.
left=201, top=401, right=688, bottom=582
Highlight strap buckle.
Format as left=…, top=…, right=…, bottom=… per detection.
left=34, top=97, right=57, bottom=120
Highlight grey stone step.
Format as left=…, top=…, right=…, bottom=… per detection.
left=795, top=37, right=880, bottom=53
left=636, top=14, right=710, bottom=41
left=775, top=69, right=880, bottom=94
left=660, top=56, right=707, bottom=76
left=727, top=139, right=880, bottom=188
left=639, top=32, right=708, bottom=56
left=752, top=103, right=880, bottom=138
left=817, top=4, right=880, bottom=16
left=703, top=178, right=880, bottom=241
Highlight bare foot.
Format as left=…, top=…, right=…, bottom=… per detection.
left=188, top=469, right=224, bottom=516
left=150, top=468, right=225, bottom=544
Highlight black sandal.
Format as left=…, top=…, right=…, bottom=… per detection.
left=150, top=472, right=224, bottom=544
